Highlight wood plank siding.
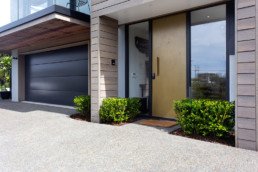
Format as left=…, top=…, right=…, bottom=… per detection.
left=91, top=1, right=119, bottom=122
left=236, top=0, right=257, bottom=150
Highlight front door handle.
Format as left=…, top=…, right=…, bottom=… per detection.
left=157, top=57, right=160, bottom=76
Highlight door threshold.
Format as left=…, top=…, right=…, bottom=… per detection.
left=139, top=114, right=177, bottom=121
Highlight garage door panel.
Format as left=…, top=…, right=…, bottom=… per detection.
left=28, top=46, right=88, bottom=65
left=25, top=45, right=88, bottom=106
left=27, top=90, right=86, bottom=106
left=29, top=59, right=88, bottom=78
left=28, top=76, right=88, bottom=92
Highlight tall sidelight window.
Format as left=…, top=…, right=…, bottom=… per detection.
left=190, top=5, right=227, bottom=100
left=128, top=22, right=150, bottom=112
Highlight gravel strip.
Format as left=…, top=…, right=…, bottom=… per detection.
left=0, top=101, right=258, bottom=172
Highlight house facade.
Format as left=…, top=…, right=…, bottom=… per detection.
left=0, top=0, right=257, bottom=151
left=90, top=0, right=257, bottom=151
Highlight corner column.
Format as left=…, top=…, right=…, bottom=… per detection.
left=91, top=16, right=118, bottom=122
left=236, top=0, right=257, bottom=150
left=11, top=50, right=25, bottom=102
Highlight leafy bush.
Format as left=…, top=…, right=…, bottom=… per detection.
left=0, top=55, right=11, bottom=91
left=126, top=98, right=141, bottom=119
left=73, top=95, right=91, bottom=116
left=174, top=99, right=235, bottom=137
left=99, top=97, right=141, bottom=123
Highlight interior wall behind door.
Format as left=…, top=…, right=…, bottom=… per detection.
left=152, top=13, right=187, bottom=118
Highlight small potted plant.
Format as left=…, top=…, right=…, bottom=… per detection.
left=0, top=55, right=11, bottom=100
left=0, top=90, right=11, bottom=100
left=0, top=80, right=11, bottom=99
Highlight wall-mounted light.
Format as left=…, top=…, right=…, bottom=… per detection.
left=111, top=59, right=116, bottom=66
left=12, top=57, right=18, bottom=60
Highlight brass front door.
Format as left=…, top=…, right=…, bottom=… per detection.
left=152, top=13, right=187, bottom=118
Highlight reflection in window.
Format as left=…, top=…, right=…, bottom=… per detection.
left=75, top=0, right=91, bottom=13
left=19, top=0, right=50, bottom=17
left=191, top=5, right=227, bottom=100
left=14, top=0, right=90, bottom=21
left=128, top=22, right=150, bottom=112
left=57, top=0, right=91, bottom=13
left=30, top=0, right=48, bottom=14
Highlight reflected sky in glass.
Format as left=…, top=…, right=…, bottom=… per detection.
left=191, top=21, right=226, bottom=78
left=0, top=0, right=10, bottom=27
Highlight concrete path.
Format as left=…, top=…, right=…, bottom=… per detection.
left=0, top=101, right=258, bottom=172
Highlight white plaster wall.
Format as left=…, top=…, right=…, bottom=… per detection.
left=118, top=25, right=126, bottom=97
left=11, top=50, right=25, bottom=102
left=230, top=55, right=237, bottom=102
left=11, top=50, right=19, bottom=102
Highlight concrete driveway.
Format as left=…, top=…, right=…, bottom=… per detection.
left=0, top=101, right=258, bottom=172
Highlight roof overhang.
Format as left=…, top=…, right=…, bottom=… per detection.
left=106, top=0, right=227, bottom=25
left=0, top=5, right=90, bottom=54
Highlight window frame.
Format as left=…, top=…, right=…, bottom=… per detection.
left=187, top=1, right=235, bottom=101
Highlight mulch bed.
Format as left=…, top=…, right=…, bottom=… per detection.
left=70, top=113, right=90, bottom=122
left=171, top=129, right=235, bottom=147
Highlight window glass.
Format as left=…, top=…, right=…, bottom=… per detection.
left=55, top=0, right=70, bottom=8
left=19, top=0, right=50, bottom=18
left=76, top=0, right=91, bottom=13
left=9, top=0, right=90, bottom=26
left=128, top=22, right=150, bottom=111
left=30, top=0, right=48, bottom=14
left=56, top=0, right=91, bottom=13
left=191, top=5, right=227, bottom=100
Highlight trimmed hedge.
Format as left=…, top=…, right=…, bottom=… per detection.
left=73, top=95, right=91, bottom=116
left=174, top=99, right=235, bottom=137
left=99, top=97, right=141, bottom=123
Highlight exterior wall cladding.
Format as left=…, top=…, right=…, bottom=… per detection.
left=91, top=0, right=258, bottom=151
left=91, top=1, right=119, bottom=123
left=236, top=0, right=257, bottom=151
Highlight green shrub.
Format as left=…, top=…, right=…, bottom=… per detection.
left=73, top=95, right=91, bottom=116
left=174, top=99, right=235, bottom=137
left=126, top=98, right=141, bottom=119
left=0, top=55, right=11, bottom=91
left=99, top=97, right=141, bottom=123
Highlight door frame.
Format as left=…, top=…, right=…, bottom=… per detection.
left=124, top=1, right=234, bottom=117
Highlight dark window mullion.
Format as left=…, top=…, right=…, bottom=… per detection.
left=226, top=1, right=235, bottom=101
left=125, top=25, right=129, bottom=98
left=70, top=0, right=77, bottom=10
left=186, top=12, right=191, bottom=98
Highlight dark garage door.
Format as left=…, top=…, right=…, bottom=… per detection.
left=25, top=45, right=88, bottom=106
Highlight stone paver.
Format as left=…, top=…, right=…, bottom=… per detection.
left=0, top=101, right=258, bottom=172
